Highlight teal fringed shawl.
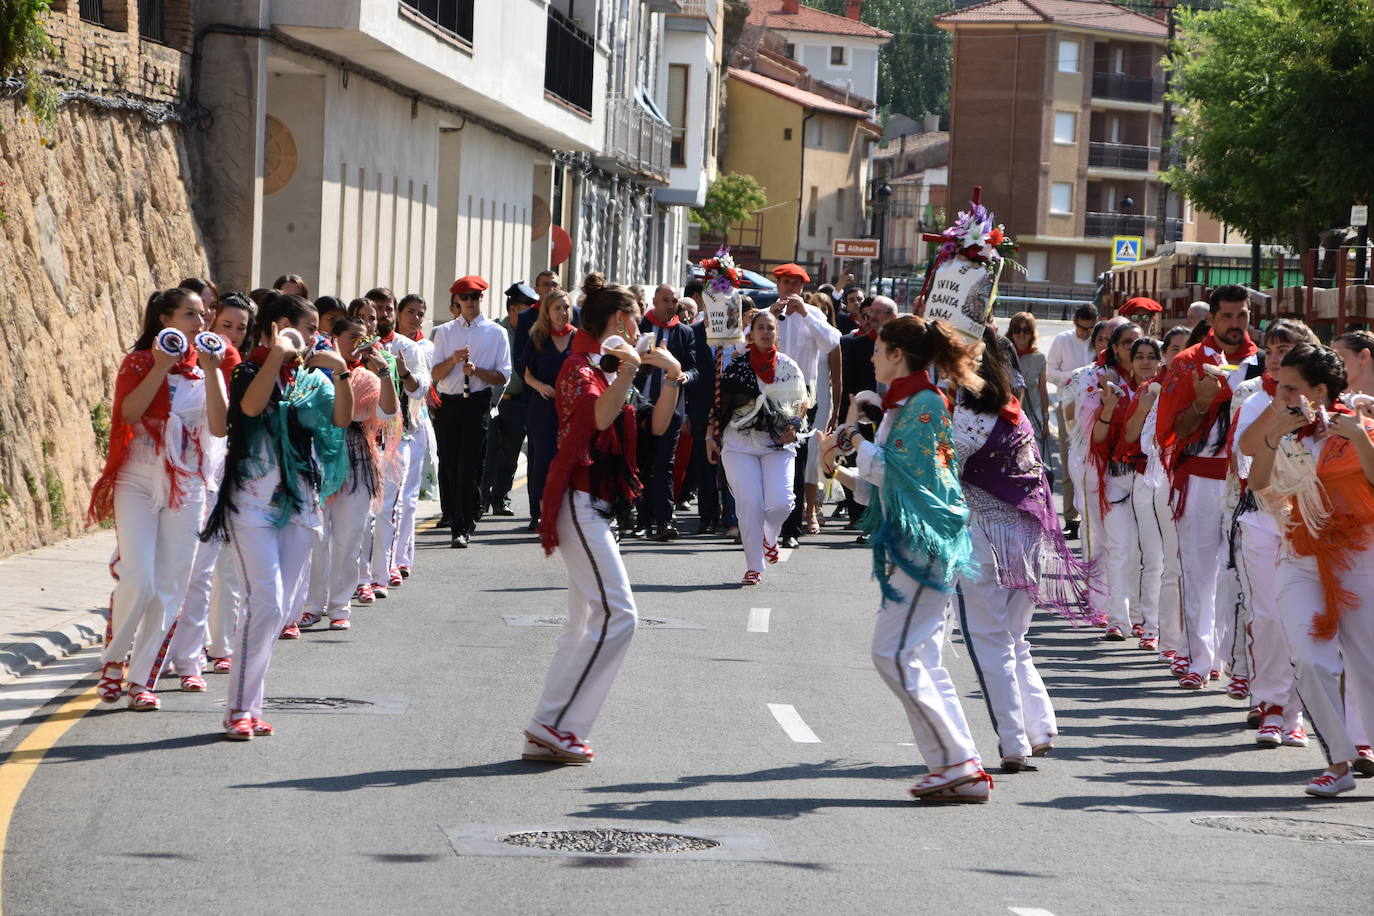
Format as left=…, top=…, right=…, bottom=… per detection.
left=861, top=388, right=974, bottom=600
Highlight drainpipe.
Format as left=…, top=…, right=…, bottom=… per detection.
left=795, top=107, right=815, bottom=264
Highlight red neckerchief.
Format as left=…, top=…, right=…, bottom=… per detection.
left=1262, top=372, right=1277, bottom=397
left=1297, top=401, right=1354, bottom=440
left=170, top=351, right=200, bottom=379
left=379, top=330, right=396, bottom=345
left=747, top=344, right=778, bottom=384
left=1094, top=349, right=1108, bottom=367
left=882, top=372, right=946, bottom=412
left=550, top=324, right=575, bottom=338
left=1202, top=329, right=1260, bottom=366
left=646, top=309, right=680, bottom=330
left=409, top=329, right=424, bottom=341
left=999, top=395, right=1023, bottom=425
left=249, top=344, right=297, bottom=387
left=866, top=330, right=878, bottom=341
left=1016, top=345, right=1034, bottom=357
left=572, top=329, right=603, bottom=363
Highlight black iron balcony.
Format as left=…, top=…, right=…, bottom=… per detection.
left=545, top=7, right=594, bottom=115
left=1091, top=72, right=1161, bottom=103
left=79, top=0, right=104, bottom=24
left=1085, top=212, right=1183, bottom=241
left=401, top=0, right=475, bottom=44
left=139, top=0, right=165, bottom=43
left=1088, top=141, right=1156, bottom=171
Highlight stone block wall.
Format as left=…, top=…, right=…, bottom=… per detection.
left=0, top=100, right=210, bottom=556
left=43, top=1, right=191, bottom=104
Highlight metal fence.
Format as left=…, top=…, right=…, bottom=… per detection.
left=1088, top=141, right=1154, bottom=171
left=603, top=97, right=671, bottom=182
left=401, top=0, right=475, bottom=43
left=1085, top=212, right=1182, bottom=241
left=1091, top=72, right=1160, bottom=103
left=545, top=7, right=594, bottom=114
left=79, top=0, right=104, bottom=24
left=138, top=0, right=164, bottom=43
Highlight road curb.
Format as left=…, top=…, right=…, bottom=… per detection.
left=0, top=611, right=105, bottom=686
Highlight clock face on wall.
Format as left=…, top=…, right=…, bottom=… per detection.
left=263, top=115, right=299, bottom=196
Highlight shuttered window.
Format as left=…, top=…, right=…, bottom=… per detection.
left=668, top=64, right=688, bottom=168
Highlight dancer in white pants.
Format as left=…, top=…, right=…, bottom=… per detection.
left=822, top=315, right=993, bottom=803
left=90, top=288, right=226, bottom=711
left=1247, top=342, right=1374, bottom=796
left=951, top=326, right=1098, bottom=773
left=524, top=285, right=682, bottom=764
left=710, top=311, right=806, bottom=584
left=201, top=294, right=352, bottom=740
left=1155, top=287, right=1259, bottom=688
left=396, top=293, right=437, bottom=576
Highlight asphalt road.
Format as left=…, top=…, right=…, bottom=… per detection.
left=4, top=502, right=1374, bottom=916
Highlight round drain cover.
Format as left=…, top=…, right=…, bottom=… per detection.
left=1191, top=816, right=1374, bottom=844
left=261, top=697, right=376, bottom=711
left=498, top=827, right=720, bottom=855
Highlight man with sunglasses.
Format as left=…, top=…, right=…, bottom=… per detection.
left=432, top=275, right=512, bottom=548
left=1047, top=304, right=1099, bottom=539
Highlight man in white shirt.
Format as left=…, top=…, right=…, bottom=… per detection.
left=769, top=263, right=841, bottom=548
left=1045, top=304, right=1099, bottom=537
left=431, top=275, right=513, bottom=548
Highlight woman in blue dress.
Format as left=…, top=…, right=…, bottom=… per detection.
left=523, top=289, right=576, bottom=532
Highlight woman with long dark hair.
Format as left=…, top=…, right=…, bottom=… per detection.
left=1090, top=321, right=1144, bottom=641
left=709, top=310, right=808, bottom=585
left=954, top=326, right=1098, bottom=774
left=523, top=285, right=682, bottom=764
left=1247, top=345, right=1374, bottom=796
left=202, top=294, right=351, bottom=739
left=1007, top=312, right=1050, bottom=460
left=523, top=289, right=576, bottom=533
left=821, top=316, right=994, bottom=802
left=89, top=288, right=227, bottom=710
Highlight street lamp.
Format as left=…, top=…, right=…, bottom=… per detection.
left=873, top=181, right=892, bottom=293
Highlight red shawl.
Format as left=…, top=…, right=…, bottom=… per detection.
left=87, top=349, right=203, bottom=523
left=1154, top=331, right=1258, bottom=513
left=1088, top=367, right=1139, bottom=515
left=539, top=331, right=641, bottom=555
left=1288, top=412, right=1374, bottom=639
left=883, top=372, right=949, bottom=413
left=747, top=344, right=777, bottom=384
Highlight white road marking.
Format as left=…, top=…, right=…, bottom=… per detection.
left=747, top=607, right=771, bottom=633
left=777, top=547, right=794, bottom=563
left=767, top=703, right=821, bottom=743
left=1008, top=908, right=1057, bottom=916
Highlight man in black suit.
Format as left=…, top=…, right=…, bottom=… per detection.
left=634, top=283, right=698, bottom=540
left=838, top=296, right=896, bottom=525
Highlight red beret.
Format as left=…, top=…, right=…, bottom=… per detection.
left=1123, top=296, right=1162, bottom=313
left=449, top=275, right=489, bottom=296
left=772, top=263, right=810, bottom=283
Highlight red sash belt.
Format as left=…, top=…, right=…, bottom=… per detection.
left=1169, top=454, right=1227, bottom=519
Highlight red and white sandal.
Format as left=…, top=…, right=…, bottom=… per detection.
left=387, top=568, right=404, bottom=588
left=298, top=611, right=323, bottom=629
left=1226, top=676, right=1250, bottom=700
left=762, top=540, right=780, bottom=565
left=523, top=723, right=594, bottom=764
left=96, top=661, right=125, bottom=703
left=253, top=718, right=274, bottom=737
left=179, top=675, right=207, bottom=692
left=741, top=570, right=762, bottom=586
left=127, top=686, right=160, bottom=711
left=224, top=712, right=254, bottom=741
left=209, top=656, right=232, bottom=674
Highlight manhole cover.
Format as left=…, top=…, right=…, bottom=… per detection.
left=1191, top=816, right=1374, bottom=844
left=497, top=827, right=720, bottom=855
left=261, top=696, right=375, bottom=711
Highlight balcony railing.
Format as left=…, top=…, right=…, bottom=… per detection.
left=79, top=0, right=104, bottom=24
left=401, top=0, right=475, bottom=44
left=545, top=7, right=595, bottom=115
left=1091, top=72, right=1161, bottom=103
left=674, top=0, right=716, bottom=16
left=603, top=97, right=671, bottom=182
left=139, top=0, right=165, bottom=43
left=1088, top=141, right=1156, bottom=171
left=1085, top=212, right=1183, bottom=241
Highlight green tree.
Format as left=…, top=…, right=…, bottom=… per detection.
left=810, top=0, right=952, bottom=122
left=692, top=172, right=767, bottom=242
left=0, top=0, right=59, bottom=139
left=1165, top=0, right=1374, bottom=249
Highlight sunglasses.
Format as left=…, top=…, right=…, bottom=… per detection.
left=457, top=292, right=483, bottom=302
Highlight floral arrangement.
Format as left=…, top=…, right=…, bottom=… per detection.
left=935, top=202, right=1019, bottom=267
left=699, top=246, right=742, bottom=295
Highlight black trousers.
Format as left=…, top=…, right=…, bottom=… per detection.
left=482, top=393, right=528, bottom=511
left=636, top=412, right=683, bottom=530
left=688, top=416, right=719, bottom=525
left=781, top=405, right=819, bottom=540
left=436, top=390, right=492, bottom=535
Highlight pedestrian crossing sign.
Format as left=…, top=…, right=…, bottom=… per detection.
left=1112, top=235, right=1144, bottom=264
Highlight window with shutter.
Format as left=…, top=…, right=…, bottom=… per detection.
left=668, top=64, right=688, bottom=168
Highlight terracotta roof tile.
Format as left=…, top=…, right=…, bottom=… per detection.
left=936, top=0, right=1167, bottom=38
left=746, top=0, right=893, bottom=40
left=727, top=67, right=874, bottom=119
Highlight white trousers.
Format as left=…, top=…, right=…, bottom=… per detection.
left=367, top=440, right=411, bottom=583
left=1277, top=552, right=1374, bottom=764
left=396, top=425, right=430, bottom=570
left=721, top=439, right=795, bottom=573
left=957, top=529, right=1056, bottom=759
left=1102, top=473, right=1143, bottom=632
left=167, top=491, right=242, bottom=674
left=872, top=563, right=980, bottom=770
left=1072, top=458, right=1109, bottom=614
left=1234, top=523, right=1301, bottom=725
left=1176, top=475, right=1226, bottom=675
left=226, top=517, right=318, bottom=721
left=101, top=466, right=204, bottom=690
left=1216, top=543, right=1251, bottom=678
left=1129, top=473, right=1167, bottom=640
left=528, top=490, right=638, bottom=738
left=1143, top=480, right=1185, bottom=655
left=305, top=484, right=372, bottom=621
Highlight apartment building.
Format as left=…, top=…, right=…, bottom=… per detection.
left=936, top=0, right=1184, bottom=291
left=871, top=118, right=950, bottom=276
left=743, top=0, right=890, bottom=109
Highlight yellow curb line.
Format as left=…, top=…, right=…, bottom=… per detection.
left=0, top=687, right=103, bottom=914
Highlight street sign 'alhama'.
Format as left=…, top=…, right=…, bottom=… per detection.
left=917, top=187, right=1020, bottom=344
left=833, top=238, right=880, bottom=259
